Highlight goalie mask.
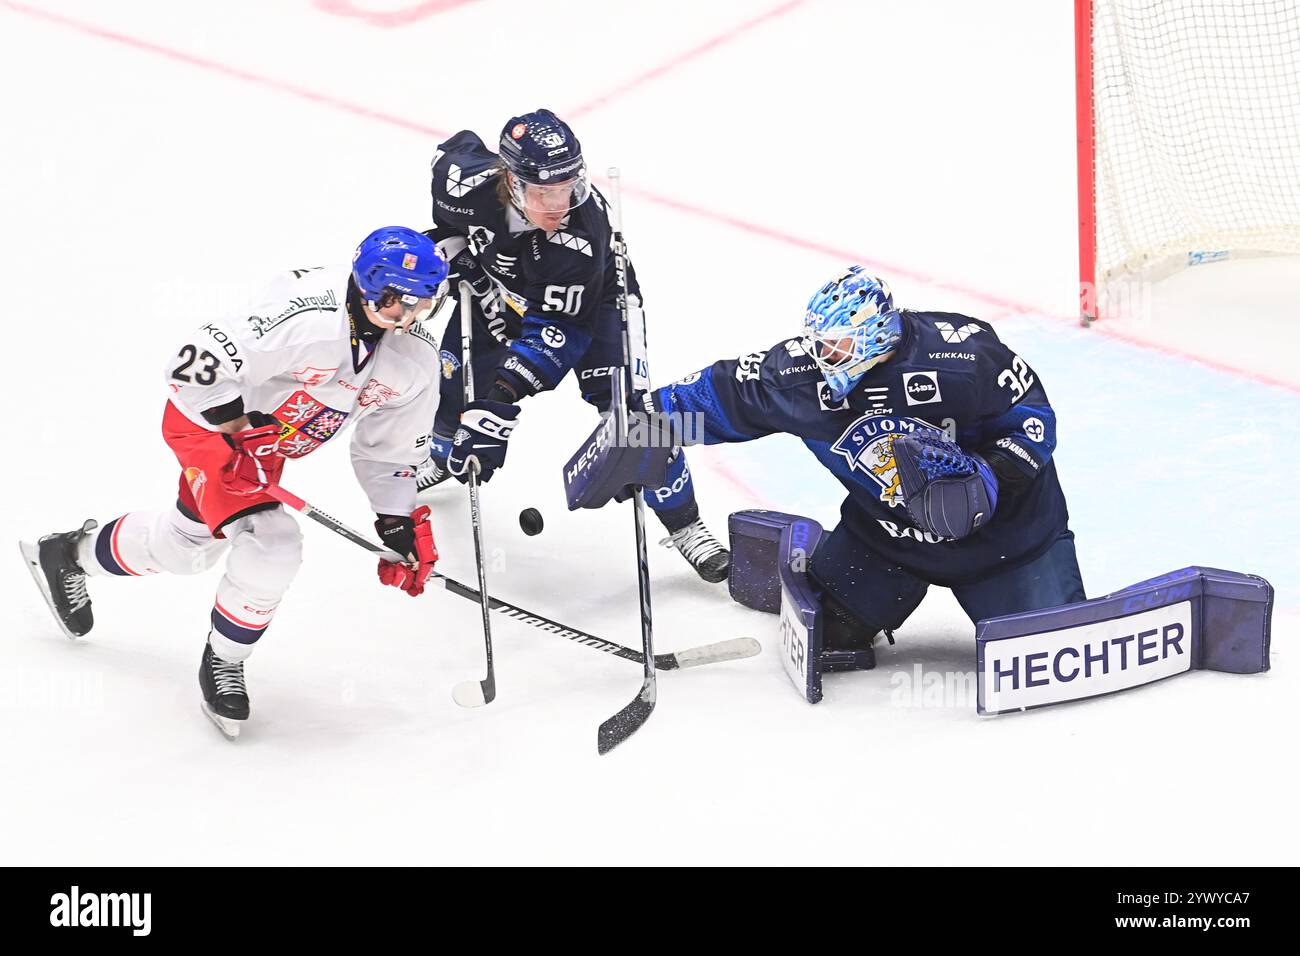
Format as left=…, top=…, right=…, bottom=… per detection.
left=803, top=266, right=902, bottom=400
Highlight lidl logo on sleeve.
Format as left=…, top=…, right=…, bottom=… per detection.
left=903, top=371, right=941, bottom=405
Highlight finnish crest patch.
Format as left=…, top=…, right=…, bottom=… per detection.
left=830, top=415, right=932, bottom=508
left=440, top=349, right=461, bottom=380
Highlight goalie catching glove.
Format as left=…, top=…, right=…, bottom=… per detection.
left=892, top=431, right=998, bottom=540
left=375, top=506, right=439, bottom=596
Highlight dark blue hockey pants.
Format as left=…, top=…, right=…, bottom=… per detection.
left=810, top=524, right=1086, bottom=631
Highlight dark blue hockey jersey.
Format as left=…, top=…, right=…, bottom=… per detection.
left=652, top=311, right=1070, bottom=586
left=427, top=130, right=638, bottom=398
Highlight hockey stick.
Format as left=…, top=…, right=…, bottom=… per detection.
left=450, top=280, right=498, bottom=708
left=596, top=167, right=657, bottom=756
left=263, top=483, right=759, bottom=670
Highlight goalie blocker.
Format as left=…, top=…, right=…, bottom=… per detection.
left=562, top=410, right=672, bottom=511
left=727, top=510, right=1272, bottom=709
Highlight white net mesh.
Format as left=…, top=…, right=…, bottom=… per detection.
left=1092, top=0, right=1300, bottom=284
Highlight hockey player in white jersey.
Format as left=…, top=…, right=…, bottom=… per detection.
left=19, top=227, right=449, bottom=738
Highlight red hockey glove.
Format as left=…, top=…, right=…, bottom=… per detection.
left=375, top=506, right=439, bottom=597
left=221, top=411, right=284, bottom=496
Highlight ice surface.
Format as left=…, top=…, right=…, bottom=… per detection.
left=1, top=0, right=1294, bottom=865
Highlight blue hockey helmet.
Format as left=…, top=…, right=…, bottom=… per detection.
left=498, top=108, right=591, bottom=216
left=352, top=227, right=449, bottom=331
left=803, top=266, right=902, bottom=399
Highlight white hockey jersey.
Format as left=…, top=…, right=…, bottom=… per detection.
left=165, top=265, right=442, bottom=517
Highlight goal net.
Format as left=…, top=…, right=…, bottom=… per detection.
left=1077, top=0, right=1300, bottom=321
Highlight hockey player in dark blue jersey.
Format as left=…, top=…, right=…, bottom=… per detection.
left=418, top=108, right=729, bottom=583
left=641, top=266, right=1086, bottom=664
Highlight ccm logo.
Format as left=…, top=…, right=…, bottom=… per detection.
left=469, top=413, right=514, bottom=438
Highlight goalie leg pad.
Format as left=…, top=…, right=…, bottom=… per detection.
left=727, top=510, right=816, bottom=613
left=976, top=566, right=1272, bottom=715
left=731, top=510, right=889, bottom=702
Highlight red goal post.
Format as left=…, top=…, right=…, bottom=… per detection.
left=1075, top=0, right=1300, bottom=324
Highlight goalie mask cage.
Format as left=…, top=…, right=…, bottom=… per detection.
left=1076, top=0, right=1300, bottom=324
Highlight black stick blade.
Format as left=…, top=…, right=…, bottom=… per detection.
left=596, top=679, right=656, bottom=755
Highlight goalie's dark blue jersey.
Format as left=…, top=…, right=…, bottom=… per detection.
left=652, top=311, right=1070, bottom=586
left=427, top=130, right=637, bottom=396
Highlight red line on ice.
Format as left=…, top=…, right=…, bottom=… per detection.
left=1085, top=323, right=1300, bottom=395
left=565, top=0, right=811, bottom=119
left=6, top=0, right=1296, bottom=398
left=0, top=0, right=450, bottom=139
left=312, top=0, right=477, bottom=30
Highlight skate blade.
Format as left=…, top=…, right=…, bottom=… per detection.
left=200, top=702, right=243, bottom=740
left=18, top=539, right=78, bottom=641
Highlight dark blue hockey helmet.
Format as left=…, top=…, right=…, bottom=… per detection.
left=352, top=226, right=448, bottom=331
left=498, top=109, right=591, bottom=218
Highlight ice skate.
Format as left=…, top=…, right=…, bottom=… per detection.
left=661, top=518, right=731, bottom=584
left=199, top=639, right=250, bottom=740
left=415, top=454, right=452, bottom=497
left=19, top=519, right=98, bottom=639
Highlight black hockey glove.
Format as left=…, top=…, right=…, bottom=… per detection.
left=447, top=400, right=520, bottom=484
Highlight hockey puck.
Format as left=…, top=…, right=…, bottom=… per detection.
left=519, top=508, right=544, bottom=536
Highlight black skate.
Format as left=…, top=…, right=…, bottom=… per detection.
left=19, top=519, right=97, bottom=639
left=821, top=596, right=888, bottom=672
left=661, top=518, right=732, bottom=584
left=415, top=454, right=452, bottom=496
left=200, top=640, right=250, bottom=740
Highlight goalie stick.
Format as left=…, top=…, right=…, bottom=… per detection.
left=263, top=483, right=760, bottom=671
left=597, top=166, right=657, bottom=756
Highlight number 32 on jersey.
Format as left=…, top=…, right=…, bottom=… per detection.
left=998, top=355, right=1035, bottom=403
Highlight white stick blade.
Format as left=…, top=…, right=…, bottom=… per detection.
left=673, top=638, right=762, bottom=669
left=452, top=680, right=489, bottom=708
